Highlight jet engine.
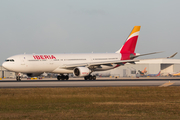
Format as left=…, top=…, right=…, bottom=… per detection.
left=73, top=67, right=91, bottom=77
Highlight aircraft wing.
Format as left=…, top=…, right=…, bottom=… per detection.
left=61, top=52, right=177, bottom=69
left=61, top=59, right=140, bottom=69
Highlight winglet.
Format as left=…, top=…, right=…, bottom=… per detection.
left=167, top=52, right=178, bottom=58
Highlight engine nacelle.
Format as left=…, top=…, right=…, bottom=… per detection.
left=73, top=67, right=91, bottom=77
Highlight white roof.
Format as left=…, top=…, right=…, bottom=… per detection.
left=137, top=58, right=180, bottom=64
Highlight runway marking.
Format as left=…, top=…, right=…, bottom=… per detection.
left=159, top=81, right=174, bottom=87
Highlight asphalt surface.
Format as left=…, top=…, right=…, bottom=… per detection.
left=0, top=77, right=180, bottom=88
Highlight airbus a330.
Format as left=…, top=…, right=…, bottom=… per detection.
left=2, top=26, right=175, bottom=81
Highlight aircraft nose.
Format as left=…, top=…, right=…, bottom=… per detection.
left=2, top=62, right=8, bottom=69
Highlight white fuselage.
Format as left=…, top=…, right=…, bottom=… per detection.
left=2, top=53, right=122, bottom=74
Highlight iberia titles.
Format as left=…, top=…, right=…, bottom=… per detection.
left=33, top=55, right=56, bottom=60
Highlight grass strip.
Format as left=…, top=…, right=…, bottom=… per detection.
left=0, top=86, right=179, bottom=120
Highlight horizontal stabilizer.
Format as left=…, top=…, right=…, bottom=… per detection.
left=130, top=51, right=163, bottom=59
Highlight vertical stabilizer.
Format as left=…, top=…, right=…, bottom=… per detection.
left=156, top=71, right=161, bottom=77
left=116, top=26, right=141, bottom=54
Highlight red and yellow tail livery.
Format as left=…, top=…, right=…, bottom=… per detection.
left=116, top=26, right=141, bottom=54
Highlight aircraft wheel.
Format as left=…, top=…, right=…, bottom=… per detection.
left=86, top=76, right=90, bottom=80
left=57, top=76, right=60, bottom=81
left=16, top=76, right=21, bottom=81
left=65, top=75, right=69, bottom=80
left=89, top=75, right=92, bottom=80
left=92, top=76, right=96, bottom=80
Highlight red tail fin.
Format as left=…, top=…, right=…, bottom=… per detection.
left=116, top=26, right=141, bottom=54
left=156, top=71, right=161, bottom=77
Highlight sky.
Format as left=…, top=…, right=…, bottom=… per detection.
left=0, top=0, right=180, bottom=64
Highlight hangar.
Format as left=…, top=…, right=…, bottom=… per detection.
left=110, top=58, right=180, bottom=77
left=0, top=66, right=15, bottom=78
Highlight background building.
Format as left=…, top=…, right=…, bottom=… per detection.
left=110, top=58, right=180, bottom=77
left=0, top=66, right=15, bottom=78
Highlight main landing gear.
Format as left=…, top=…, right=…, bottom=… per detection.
left=16, top=76, right=21, bottom=81
left=57, top=75, right=69, bottom=81
left=84, top=75, right=96, bottom=80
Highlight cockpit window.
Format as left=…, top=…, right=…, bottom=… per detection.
left=5, top=59, right=14, bottom=62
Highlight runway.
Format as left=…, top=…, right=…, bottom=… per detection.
left=0, top=77, right=180, bottom=88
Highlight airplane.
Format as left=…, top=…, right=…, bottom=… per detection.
left=2, top=26, right=175, bottom=81
left=136, top=67, right=147, bottom=77
left=168, top=72, right=180, bottom=77
left=147, top=71, right=161, bottom=77
left=138, top=67, right=147, bottom=76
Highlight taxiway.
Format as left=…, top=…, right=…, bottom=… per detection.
left=0, top=77, right=180, bottom=88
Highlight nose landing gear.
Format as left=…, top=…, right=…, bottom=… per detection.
left=16, top=76, right=21, bottom=81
